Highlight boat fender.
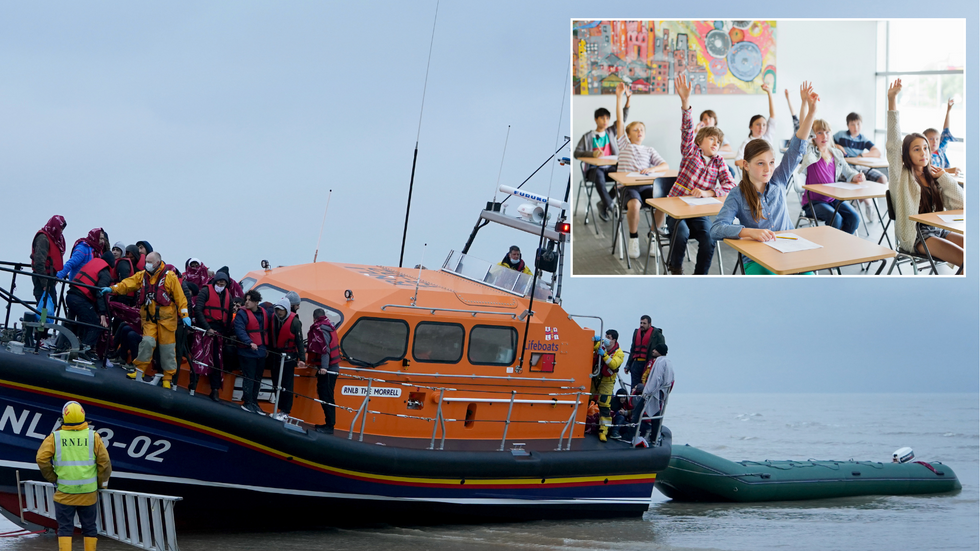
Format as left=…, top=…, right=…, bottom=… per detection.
left=892, top=447, right=914, bottom=463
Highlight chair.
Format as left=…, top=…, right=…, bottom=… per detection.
left=643, top=177, right=725, bottom=275
left=610, top=178, right=654, bottom=270
left=577, top=162, right=615, bottom=236
left=884, top=190, right=938, bottom=275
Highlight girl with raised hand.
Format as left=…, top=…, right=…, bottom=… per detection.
left=709, top=82, right=820, bottom=275
left=886, top=79, right=964, bottom=271
left=798, top=118, right=865, bottom=235
left=734, top=82, right=777, bottom=169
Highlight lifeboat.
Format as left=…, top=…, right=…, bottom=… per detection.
left=0, top=179, right=672, bottom=529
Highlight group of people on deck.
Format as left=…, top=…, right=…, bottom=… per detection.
left=589, top=314, right=673, bottom=446
left=27, top=223, right=342, bottom=433
left=575, top=77, right=964, bottom=274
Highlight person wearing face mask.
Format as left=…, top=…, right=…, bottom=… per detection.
left=267, top=298, right=306, bottom=420
left=498, top=245, right=532, bottom=275
left=102, top=251, right=190, bottom=389
left=591, top=329, right=624, bottom=443
left=193, top=272, right=233, bottom=401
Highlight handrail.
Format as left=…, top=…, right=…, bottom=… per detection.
left=381, top=304, right=517, bottom=318
left=342, top=366, right=577, bottom=384
left=21, top=480, right=181, bottom=551
left=556, top=391, right=583, bottom=451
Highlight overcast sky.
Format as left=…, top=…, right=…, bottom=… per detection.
left=0, top=0, right=976, bottom=393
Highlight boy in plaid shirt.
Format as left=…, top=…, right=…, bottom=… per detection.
left=665, top=74, right=736, bottom=275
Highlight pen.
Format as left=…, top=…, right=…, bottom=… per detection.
left=776, top=235, right=797, bottom=240
left=953, top=218, right=964, bottom=221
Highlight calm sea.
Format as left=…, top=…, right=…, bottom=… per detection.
left=3, top=393, right=977, bottom=551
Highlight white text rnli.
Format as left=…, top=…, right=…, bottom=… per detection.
left=341, top=386, right=403, bottom=398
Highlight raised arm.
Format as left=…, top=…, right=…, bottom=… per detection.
left=784, top=88, right=794, bottom=118
left=885, top=79, right=903, bottom=183
left=615, top=82, right=626, bottom=140
left=943, top=98, right=953, bottom=130
left=675, top=75, right=696, bottom=156
left=796, top=82, right=818, bottom=140
left=762, top=83, right=775, bottom=119
left=675, top=74, right=691, bottom=111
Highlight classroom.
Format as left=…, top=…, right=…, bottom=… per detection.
left=570, top=19, right=965, bottom=276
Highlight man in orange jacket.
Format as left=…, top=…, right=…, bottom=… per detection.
left=102, top=251, right=190, bottom=388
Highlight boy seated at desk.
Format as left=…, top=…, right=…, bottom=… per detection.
left=613, top=83, right=669, bottom=260
left=925, top=98, right=957, bottom=172
left=663, top=75, right=736, bottom=275
left=833, top=112, right=886, bottom=218
left=574, top=94, right=632, bottom=222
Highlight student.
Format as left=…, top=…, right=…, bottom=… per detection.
left=574, top=101, right=623, bottom=222
left=833, top=112, right=887, bottom=217
left=665, top=74, right=736, bottom=275
left=710, top=82, right=820, bottom=275
left=925, top=98, right=956, bottom=170
left=734, top=83, right=777, bottom=169
left=798, top=119, right=865, bottom=235
left=695, top=110, right=733, bottom=152
left=613, top=83, right=669, bottom=259
left=886, top=79, right=964, bottom=270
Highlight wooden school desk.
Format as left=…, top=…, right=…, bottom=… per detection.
left=643, top=196, right=724, bottom=275
left=801, top=182, right=892, bottom=248
left=578, top=156, right=618, bottom=167
left=909, top=209, right=964, bottom=275
left=608, top=170, right=679, bottom=269
left=723, top=225, right=896, bottom=275
left=844, top=156, right=888, bottom=169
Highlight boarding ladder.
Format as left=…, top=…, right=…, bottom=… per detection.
left=20, top=480, right=181, bottom=551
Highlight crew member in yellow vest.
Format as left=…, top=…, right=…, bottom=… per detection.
left=101, top=251, right=190, bottom=389
left=36, top=401, right=112, bottom=551
left=591, top=329, right=624, bottom=443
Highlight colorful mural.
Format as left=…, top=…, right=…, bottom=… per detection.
left=572, top=20, right=777, bottom=95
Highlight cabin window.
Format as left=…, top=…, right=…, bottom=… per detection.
left=251, top=284, right=344, bottom=330
left=240, top=277, right=256, bottom=293
left=413, top=322, right=464, bottom=363
left=340, top=317, right=409, bottom=366
left=468, top=325, right=518, bottom=366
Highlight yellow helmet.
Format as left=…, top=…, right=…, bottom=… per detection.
left=62, top=401, right=86, bottom=425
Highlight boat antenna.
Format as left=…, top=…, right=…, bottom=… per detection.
left=313, top=189, right=333, bottom=263
left=410, top=243, right=426, bottom=306
left=398, top=0, right=440, bottom=269
left=490, top=125, right=511, bottom=203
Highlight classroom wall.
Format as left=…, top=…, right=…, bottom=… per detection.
left=571, top=20, right=879, bottom=170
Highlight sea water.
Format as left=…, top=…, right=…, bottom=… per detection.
left=2, top=393, right=976, bottom=551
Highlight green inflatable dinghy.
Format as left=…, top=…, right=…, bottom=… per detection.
left=655, top=444, right=962, bottom=503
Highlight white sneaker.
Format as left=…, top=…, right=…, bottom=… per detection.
left=628, top=238, right=640, bottom=259
left=272, top=412, right=288, bottom=421
left=649, top=242, right=658, bottom=257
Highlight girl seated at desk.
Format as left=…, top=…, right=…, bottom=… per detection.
left=798, top=119, right=865, bottom=235
left=709, top=83, right=820, bottom=275
left=886, top=79, right=964, bottom=271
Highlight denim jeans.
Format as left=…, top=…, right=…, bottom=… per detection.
left=666, top=216, right=716, bottom=274
left=586, top=166, right=616, bottom=209
left=804, top=199, right=860, bottom=235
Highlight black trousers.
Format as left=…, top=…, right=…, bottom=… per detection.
left=316, top=371, right=338, bottom=428
left=55, top=500, right=98, bottom=537
left=269, top=355, right=296, bottom=414
left=239, top=355, right=265, bottom=407
left=627, top=358, right=647, bottom=392
left=66, top=292, right=101, bottom=349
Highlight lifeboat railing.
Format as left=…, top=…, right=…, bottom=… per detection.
left=380, top=303, right=518, bottom=319
left=20, top=480, right=181, bottom=551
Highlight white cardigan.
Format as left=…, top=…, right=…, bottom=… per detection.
left=886, top=110, right=963, bottom=252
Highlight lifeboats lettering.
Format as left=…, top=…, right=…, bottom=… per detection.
left=0, top=405, right=55, bottom=440
left=341, top=386, right=403, bottom=398
left=525, top=340, right=559, bottom=352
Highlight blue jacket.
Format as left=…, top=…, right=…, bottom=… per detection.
left=57, top=243, right=94, bottom=281
left=234, top=307, right=268, bottom=359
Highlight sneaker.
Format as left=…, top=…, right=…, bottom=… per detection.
left=609, top=430, right=622, bottom=440
left=596, top=201, right=610, bottom=222
left=210, top=390, right=221, bottom=402
left=272, top=412, right=289, bottom=421
left=627, top=238, right=640, bottom=259
left=248, top=404, right=266, bottom=416
left=315, top=424, right=334, bottom=434
left=188, top=389, right=195, bottom=396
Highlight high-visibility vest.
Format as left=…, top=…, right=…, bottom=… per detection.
left=52, top=429, right=97, bottom=494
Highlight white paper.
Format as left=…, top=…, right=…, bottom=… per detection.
left=822, top=183, right=867, bottom=190
left=680, top=196, right=722, bottom=206
left=598, top=155, right=617, bottom=161
left=763, top=233, right=823, bottom=253
left=937, top=214, right=964, bottom=224
left=626, top=171, right=661, bottom=179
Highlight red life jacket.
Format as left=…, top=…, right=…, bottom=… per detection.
left=112, top=257, right=134, bottom=283
left=136, top=254, right=146, bottom=272
left=71, top=258, right=109, bottom=303
left=31, top=232, right=64, bottom=275
left=598, top=341, right=620, bottom=378
left=201, top=285, right=231, bottom=326
left=632, top=327, right=654, bottom=362
left=240, top=308, right=270, bottom=348
left=273, top=312, right=297, bottom=351
left=307, top=317, right=340, bottom=367
left=138, top=268, right=172, bottom=308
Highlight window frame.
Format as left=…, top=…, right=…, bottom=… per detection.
left=339, top=316, right=410, bottom=368
left=412, top=321, right=465, bottom=364
left=467, top=324, right=519, bottom=367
